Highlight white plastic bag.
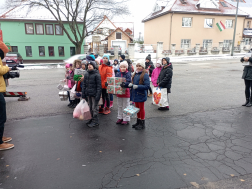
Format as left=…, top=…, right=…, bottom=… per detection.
left=152, top=87, right=169, bottom=107
left=73, top=100, right=92, bottom=120
left=70, top=84, right=76, bottom=99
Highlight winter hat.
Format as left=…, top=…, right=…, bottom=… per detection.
left=69, top=64, right=73, bottom=67
left=0, top=41, right=9, bottom=59
left=86, top=55, right=95, bottom=61
left=114, top=59, right=118, bottom=64
left=103, top=54, right=110, bottom=61
left=162, top=57, right=170, bottom=65
left=65, top=63, right=70, bottom=69
left=120, top=61, right=128, bottom=69
left=87, top=61, right=96, bottom=69
left=146, top=54, right=151, bottom=61
left=120, top=54, right=125, bottom=60
left=136, top=59, right=145, bottom=69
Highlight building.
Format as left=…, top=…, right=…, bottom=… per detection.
left=88, top=15, right=134, bottom=54
left=142, top=0, right=252, bottom=51
left=0, top=4, right=85, bottom=62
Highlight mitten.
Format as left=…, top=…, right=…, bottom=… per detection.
left=133, top=85, right=138, bottom=89
left=128, top=83, right=133, bottom=87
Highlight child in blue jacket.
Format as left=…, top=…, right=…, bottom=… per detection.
left=126, top=60, right=150, bottom=130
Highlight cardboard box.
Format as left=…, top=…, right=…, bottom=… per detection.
left=107, top=85, right=126, bottom=95
left=123, top=105, right=140, bottom=117
left=107, top=77, right=126, bottom=86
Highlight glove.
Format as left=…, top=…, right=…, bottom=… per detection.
left=105, top=82, right=108, bottom=87
left=120, top=82, right=126, bottom=88
left=133, top=85, right=138, bottom=89
left=128, top=83, right=133, bottom=87
left=76, top=93, right=81, bottom=97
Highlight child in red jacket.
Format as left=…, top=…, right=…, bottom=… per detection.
left=98, top=54, right=113, bottom=114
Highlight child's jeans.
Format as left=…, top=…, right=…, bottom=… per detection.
left=117, top=97, right=130, bottom=121
left=135, top=102, right=145, bottom=120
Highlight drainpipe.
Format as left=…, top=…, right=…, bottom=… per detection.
left=169, top=12, right=174, bottom=50
left=231, top=0, right=239, bottom=56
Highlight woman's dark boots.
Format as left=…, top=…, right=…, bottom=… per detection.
left=246, top=98, right=252, bottom=107
left=135, top=120, right=145, bottom=130
left=132, top=119, right=140, bottom=128
left=242, top=98, right=250, bottom=106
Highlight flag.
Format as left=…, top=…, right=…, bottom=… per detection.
left=216, top=21, right=226, bottom=32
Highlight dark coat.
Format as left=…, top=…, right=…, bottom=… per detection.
left=157, top=58, right=173, bottom=90
left=82, top=69, right=102, bottom=102
left=242, top=57, right=252, bottom=80
left=127, top=72, right=150, bottom=102
left=145, top=61, right=155, bottom=77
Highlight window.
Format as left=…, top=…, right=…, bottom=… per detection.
left=126, top=32, right=131, bottom=36
left=203, top=39, right=212, bottom=48
left=70, top=47, right=76, bottom=56
left=97, top=29, right=103, bottom=34
left=35, top=24, right=44, bottom=34
left=116, top=32, right=122, bottom=39
left=247, top=21, right=251, bottom=28
left=39, top=46, right=45, bottom=56
left=11, top=46, right=18, bottom=52
left=45, top=24, right=54, bottom=35
left=223, top=40, right=232, bottom=47
left=48, top=46, right=54, bottom=56
left=25, top=46, right=32, bottom=57
left=204, top=19, right=213, bottom=28
left=182, top=18, right=192, bottom=27
left=181, top=39, right=191, bottom=48
left=245, top=38, right=251, bottom=45
left=225, top=20, right=233, bottom=29
left=25, top=23, right=34, bottom=34
left=55, top=25, right=63, bottom=35
left=220, top=2, right=228, bottom=7
left=58, top=46, right=64, bottom=56
left=109, top=29, right=114, bottom=34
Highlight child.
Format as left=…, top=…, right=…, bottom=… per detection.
left=116, top=61, right=132, bottom=125
left=145, top=54, right=155, bottom=97
left=98, top=54, right=113, bottom=114
left=67, top=64, right=75, bottom=108
left=157, top=57, right=173, bottom=111
left=73, top=59, right=83, bottom=107
left=151, top=59, right=162, bottom=87
left=81, top=61, right=86, bottom=70
left=126, top=59, right=134, bottom=73
left=127, top=60, right=150, bottom=130
left=82, top=61, right=102, bottom=127
left=113, top=59, right=120, bottom=75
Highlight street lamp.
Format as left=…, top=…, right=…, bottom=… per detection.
left=231, top=0, right=239, bottom=56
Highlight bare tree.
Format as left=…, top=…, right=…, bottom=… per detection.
left=6, top=0, right=130, bottom=54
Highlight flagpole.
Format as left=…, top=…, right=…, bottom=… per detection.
left=231, top=0, right=239, bottom=56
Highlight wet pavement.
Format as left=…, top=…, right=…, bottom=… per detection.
left=1, top=106, right=252, bottom=189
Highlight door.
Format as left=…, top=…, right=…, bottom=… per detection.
left=112, top=41, right=126, bottom=54
left=70, top=47, right=76, bottom=56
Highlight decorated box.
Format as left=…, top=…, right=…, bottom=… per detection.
left=59, top=91, right=68, bottom=101
left=107, top=77, right=126, bottom=86
left=74, top=69, right=86, bottom=76
left=123, top=105, right=140, bottom=117
left=107, top=85, right=126, bottom=95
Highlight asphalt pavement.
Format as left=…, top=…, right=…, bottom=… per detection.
left=1, top=58, right=252, bottom=189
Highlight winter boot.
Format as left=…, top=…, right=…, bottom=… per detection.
left=132, top=118, right=140, bottom=128
left=103, top=107, right=111, bottom=115
left=110, top=101, right=113, bottom=108
left=86, top=119, right=92, bottom=126
left=135, top=120, right=145, bottom=130
left=242, top=98, right=250, bottom=106
left=246, top=98, right=252, bottom=107
left=88, top=116, right=99, bottom=128
left=99, top=108, right=104, bottom=114
left=121, top=121, right=129, bottom=125
left=116, top=119, right=123, bottom=124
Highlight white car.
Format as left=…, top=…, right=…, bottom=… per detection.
left=64, top=54, right=87, bottom=65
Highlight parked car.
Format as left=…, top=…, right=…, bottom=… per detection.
left=110, top=46, right=122, bottom=55
left=5, top=52, right=23, bottom=67
left=64, top=54, right=86, bottom=65
left=144, top=46, right=154, bottom=53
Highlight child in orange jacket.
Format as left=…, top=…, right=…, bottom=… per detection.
left=98, top=54, right=113, bottom=114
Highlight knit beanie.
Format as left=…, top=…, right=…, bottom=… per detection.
left=114, top=59, right=118, bottom=64
left=65, top=64, right=70, bottom=69
left=136, top=59, right=145, bottom=69
left=120, top=54, right=125, bottom=60
left=103, top=54, right=110, bottom=61
left=0, top=41, right=9, bottom=59
left=146, top=54, right=151, bottom=61
left=162, top=57, right=170, bottom=65
left=87, top=61, right=97, bottom=69
left=86, top=55, right=95, bottom=61
left=120, top=61, right=128, bottom=69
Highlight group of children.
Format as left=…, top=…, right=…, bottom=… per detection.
left=64, top=54, right=173, bottom=130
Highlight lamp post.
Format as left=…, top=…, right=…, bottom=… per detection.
left=231, top=0, right=239, bottom=56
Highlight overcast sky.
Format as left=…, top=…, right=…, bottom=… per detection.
left=0, top=0, right=155, bottom=38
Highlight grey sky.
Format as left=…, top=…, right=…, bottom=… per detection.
left=0, top=0, right=155, bottom=38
